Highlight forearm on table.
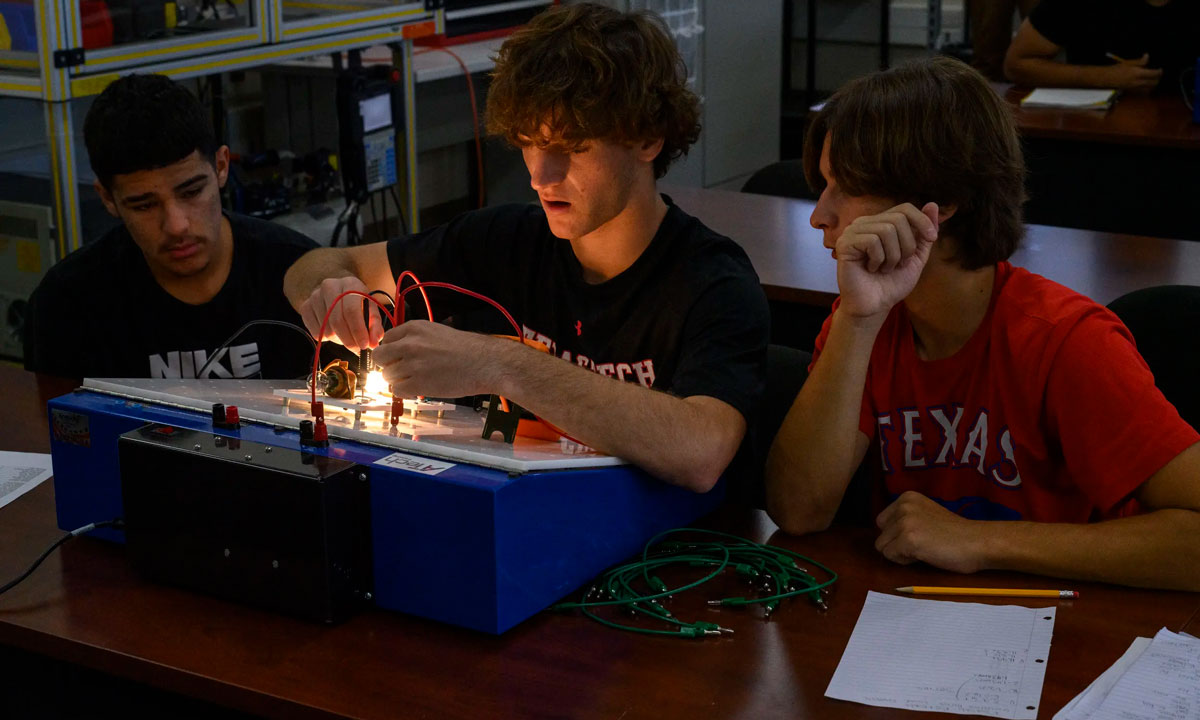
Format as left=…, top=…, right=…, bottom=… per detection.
left=979, top=509, right=1200, bottom=591
left=489, top=341, right=744, bottom=492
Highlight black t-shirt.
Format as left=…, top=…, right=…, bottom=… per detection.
left=385, top=197, right=770, bottom=420
left=1029, top=0, right=1200, bottom=92
left=25, top=213, right=318, bottom=379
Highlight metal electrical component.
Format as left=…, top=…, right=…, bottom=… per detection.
left=321, top=360, right=358, bottom=399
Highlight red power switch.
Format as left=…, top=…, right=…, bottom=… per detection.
left=225, top=406, right=240, bottom=426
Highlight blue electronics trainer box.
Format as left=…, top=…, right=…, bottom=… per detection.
left=48, top=380, right=723, bottom=633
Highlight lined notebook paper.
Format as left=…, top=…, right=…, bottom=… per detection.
left=1085, top=628, right=1200, bottom=720
left=1053, top=637, right=1152, bottom=720
left=826, top=591, right=1056, bottom=719
left=1020, top=88, right=1116, bottom=110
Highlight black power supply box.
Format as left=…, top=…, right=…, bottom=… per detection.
left=118, top=424, right=372, bottom=623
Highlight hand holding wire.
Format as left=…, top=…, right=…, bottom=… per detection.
left=306, top=273, right=572, bottom=440
left=374, top=320, right=513, bottom=399
left=299, top=275, right=384, bottom=352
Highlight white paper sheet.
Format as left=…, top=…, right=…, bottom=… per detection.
left=1054, top=637, right=1152, bottom=720
left=1020, top=88, right=1116, bottom=109
left=826, top=591, right=1056, bottom=719
left=1088, top=628, right=1200, bottom=720
left=0, top=451, right=54, bottom=510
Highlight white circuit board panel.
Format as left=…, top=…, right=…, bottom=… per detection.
left=82, top=378, right=624, bottom=474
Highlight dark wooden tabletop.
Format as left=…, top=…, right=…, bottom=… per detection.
left=1000, top=85, right=1200, bottom=149
left=2, top=366, right=1199, bottom=719
left=665, top=185, right=1200, bottom=308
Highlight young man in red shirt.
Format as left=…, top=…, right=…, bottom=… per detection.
left=766, top=57, right=1200, bottom=590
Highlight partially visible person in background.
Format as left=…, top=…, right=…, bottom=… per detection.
left=1004, top=0, right=1200, bottom=92
left=969, top=0, right=1039, bottom=81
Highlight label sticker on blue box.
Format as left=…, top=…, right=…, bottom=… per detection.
left=374, top=452, right=455, bottom=475
left=51, top=409, right=91, bottom=447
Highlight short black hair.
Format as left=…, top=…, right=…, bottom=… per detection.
left=84, top=74, right=218, bottom=188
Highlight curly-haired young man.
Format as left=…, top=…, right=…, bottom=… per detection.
left=765, top=57, right=1200, bottom=590
left=285, top=3, right=769, bottom=491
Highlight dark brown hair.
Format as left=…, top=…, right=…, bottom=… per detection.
left=484, top=2, right=701, bottom=179
left=803, top=56, right=1026, bottom=269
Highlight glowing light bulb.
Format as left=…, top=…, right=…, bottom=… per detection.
left=364, top=369, right=390, bottom=395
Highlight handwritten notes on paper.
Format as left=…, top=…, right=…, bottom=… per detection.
left=1059, top=628, right=1200, bottom=720
left=825, top=591, right=1055, bottom=719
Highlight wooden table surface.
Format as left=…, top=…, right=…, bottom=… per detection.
left=2, top=365, right=1198, bottom=719
left=666, top=185, right=1200, bottom=308
left=1001, top=85, right=1200, bottom=150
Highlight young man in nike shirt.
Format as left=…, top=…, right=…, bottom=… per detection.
left=25, top=74, right=319, bottom=386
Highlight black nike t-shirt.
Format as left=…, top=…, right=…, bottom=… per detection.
left=25, top=213, right=319, bottom=380
left=1030, top=0, right=1200, bottom=92
left=384, top=197, right=770, bottom=420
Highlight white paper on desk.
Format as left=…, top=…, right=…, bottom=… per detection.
left=825, top=591, right=1056, bottom=719
left=1087, top=627, right=1200, bottom=720
left=1020, top=88, right=1116, bottom=109
left=0, top=451, right=53, bottom=510
left=1053, top=636, right=1151, bottom=720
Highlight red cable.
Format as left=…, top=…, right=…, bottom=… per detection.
left=415, top=47, right=485, bottom=208
left=396, top=281, right=521, bottom=338
left=393, top=282, right=585, bottom=445
left=311, top=290, right=398, bottom=404
left=311, top=281, right=587, bottom=447
left=395, top=270, right=434, bottom=321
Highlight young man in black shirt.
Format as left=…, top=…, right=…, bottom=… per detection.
left=285, top=3, right=770, bottom=492
left=25, top=74, right=318, bottom=385
left=1004, top=0, right=1200, bottom=92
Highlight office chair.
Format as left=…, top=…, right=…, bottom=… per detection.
left=736, top=343, right=875, bottom=526
left=725, top=344, right=811, bottom=510
left=1107, top=285, right=1200, bottom=431
left=740, top=159, right=818, bottom=201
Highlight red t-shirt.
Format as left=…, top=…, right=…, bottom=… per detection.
left=811, top=262, right=1198, bottom=523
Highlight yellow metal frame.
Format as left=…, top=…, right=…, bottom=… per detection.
left=0, top=76, right=41, bottom=95
left=0, top=54, right=39, bottom=70
left=76, top=31, right=265, bottom=70
left=399, top=40, right=419, bottom=232
left=283, top=1, right=378, bottom=10
left=57, top=0, right=269, bottom=74
left=282, top=7, right=426, bottom=40
left=98, top=29, right=414, bottom=87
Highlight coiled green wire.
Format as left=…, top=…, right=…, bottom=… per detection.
left=552, top=528, right=838, bottom=637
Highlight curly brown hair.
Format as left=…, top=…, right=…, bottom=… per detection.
left=484, top=2, right=701, bottom=179
left=803, top=56, right=1027, bottom=270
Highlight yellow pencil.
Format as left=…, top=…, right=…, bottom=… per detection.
left=896, top=586, right=1079, bottom=599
